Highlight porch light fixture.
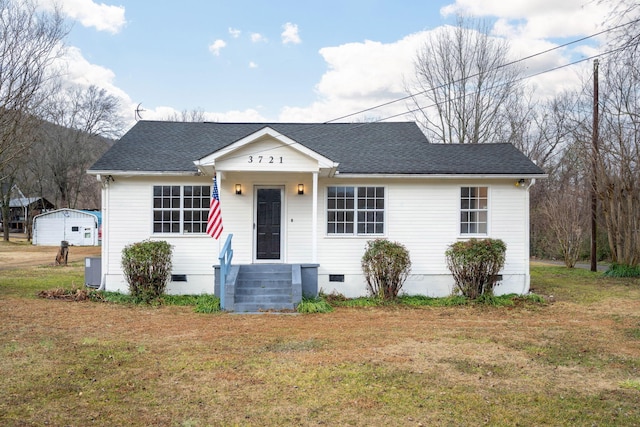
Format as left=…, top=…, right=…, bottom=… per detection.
left=235, top=184, right=242, bottom=195
left=515, top=179, right=525, bottom=187
left=297, top=184, right=304, bottom=195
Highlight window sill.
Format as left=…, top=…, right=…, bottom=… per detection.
left=325, top=234, right=386, bottom=239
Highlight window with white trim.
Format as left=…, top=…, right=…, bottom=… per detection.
left=327, top=186, right=384, bottom=235
left=153, top=185, right=210, bottom=233
left=460, top=186, right=488, bottom=235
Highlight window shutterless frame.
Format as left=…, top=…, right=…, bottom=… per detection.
left=152, top=185, right=210, bottom=234
left=459, top=186, right=489, bottom=236
left=326, top=186, right=385, bottom=236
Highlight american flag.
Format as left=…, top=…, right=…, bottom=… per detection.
left=206, top=178, right=223, bottom=239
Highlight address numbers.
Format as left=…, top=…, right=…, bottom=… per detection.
left=248, top=156, right=283, bottom=164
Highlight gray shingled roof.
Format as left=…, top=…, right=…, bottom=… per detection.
left=89, top=121, right=546, bottom=176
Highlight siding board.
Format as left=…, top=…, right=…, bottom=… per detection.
left=104, top=175, right=533, bottom=297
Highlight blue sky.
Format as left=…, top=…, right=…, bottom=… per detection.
left=40, top=0, right=616, bottom=130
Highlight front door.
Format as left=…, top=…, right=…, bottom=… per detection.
left=256, top=188, right=281, bottom=260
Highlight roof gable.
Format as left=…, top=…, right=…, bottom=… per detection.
left=194, top=126, right=338, bottom=175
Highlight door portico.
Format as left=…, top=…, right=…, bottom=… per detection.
left=194, top=126, right=339, bottom=266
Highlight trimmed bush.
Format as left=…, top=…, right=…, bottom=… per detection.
left=361, top=239, right=411, bottom=300
left=121, top=240, right=172, bottom=303
left=445, top=238, right=506, bottom=299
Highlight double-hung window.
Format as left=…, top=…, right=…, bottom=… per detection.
left=153, top=185, right=210, bottom=234
left=460, top=186, right=488, bottom=235
left=327, top=186, right=384, bottom=235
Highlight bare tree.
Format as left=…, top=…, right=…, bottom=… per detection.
left=407, top=17, right=523, bottom=144
left=164, top=108, right=207, bottom=122
left=0, top=0, right=66, bottom=172
left=526, top=89, right=596, bottom=260
left=44, top=85, right=125, bottom=138
left=0, top=0, right=67, bottom=240
left=601, top=0, right=640, bottom=55
left=36, top=84, right=122, bottom=208
left=594, top=53, right=640, bottom=267
left=539, top=188, right=589, bottom=268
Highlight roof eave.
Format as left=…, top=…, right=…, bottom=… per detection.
left=332, top=173, right=548, bottom=179
left=87, top=170, right=200, bottom=177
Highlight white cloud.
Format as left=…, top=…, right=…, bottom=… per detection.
left=51, top=46, right=135, bottom=130
left=281, top=22, right=301, bottom=45
left=214, top=108, right=267, bottom=122
left=55, top=46, right=129, bottom=100
left=436, top=1, right=615, bottom=102
left=208, top=39, right=226, bottom=56
left=280, top=33, right=426, bottom=122
left=49, top=1, right=615, bottom=128
left=441, top=0, right=610, bottom=39
left=278, top=15, right=604, bottom=124
left=251, top=33, right=267, bottom=43
left=39, top=0, right=126, bottom=34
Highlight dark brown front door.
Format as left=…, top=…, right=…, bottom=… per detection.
left=256, top=188, right=281, bottom=260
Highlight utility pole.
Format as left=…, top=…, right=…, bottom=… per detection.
left=590, top=59, right=599, bottom=272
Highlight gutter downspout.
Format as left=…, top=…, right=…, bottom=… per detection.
left=524, top=179, right=536, bottom=294
left=97, top=175, right=110, bottom=291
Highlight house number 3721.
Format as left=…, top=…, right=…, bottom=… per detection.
left=248, top=155, right=283, bottom=164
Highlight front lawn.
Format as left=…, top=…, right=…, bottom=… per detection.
left=1, top=261, right=639, bottom=426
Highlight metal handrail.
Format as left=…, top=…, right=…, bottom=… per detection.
left=218, top=234, right=233, bottom=310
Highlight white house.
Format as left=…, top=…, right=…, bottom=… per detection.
left=32, top=208, right=101, bottom=246
left=88, top=121, right=546, bottom=311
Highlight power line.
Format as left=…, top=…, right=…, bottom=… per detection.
left=324, top=17, right=640, bottom=124
left=215, top=18, right=638, bottom=161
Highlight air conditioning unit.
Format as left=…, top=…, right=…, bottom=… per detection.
left=85, top=257, right=102, bottom=289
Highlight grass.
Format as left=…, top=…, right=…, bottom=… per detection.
left=604, top=263, right=640, bottom=278
left=324, top=291, right=545, bottom=308
left=1, top=257, right=640, bottom=425
left=0, top=262, right=87, bottom=298
left=100, top=291, right=221, bottom=313
left=530, top=264, right=640, bottom=303
left=296, top=296, right=333, bottom=313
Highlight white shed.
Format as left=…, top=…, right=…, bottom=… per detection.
left=32, top=209, right=100, bottom=246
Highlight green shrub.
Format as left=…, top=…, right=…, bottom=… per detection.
left=121, top=240, right=172, bottom=303
left=194, top=294, right=221, bottom=313
left=297, top=296, right=333, bottom=313
left=603, top=263, right=640, bottom=278
left=445, top=238, right=506, bottom=299
left=361, top=239, right=411, bottom=300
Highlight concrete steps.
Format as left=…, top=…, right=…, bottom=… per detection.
left=233, top=264, right=296, bottom=312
